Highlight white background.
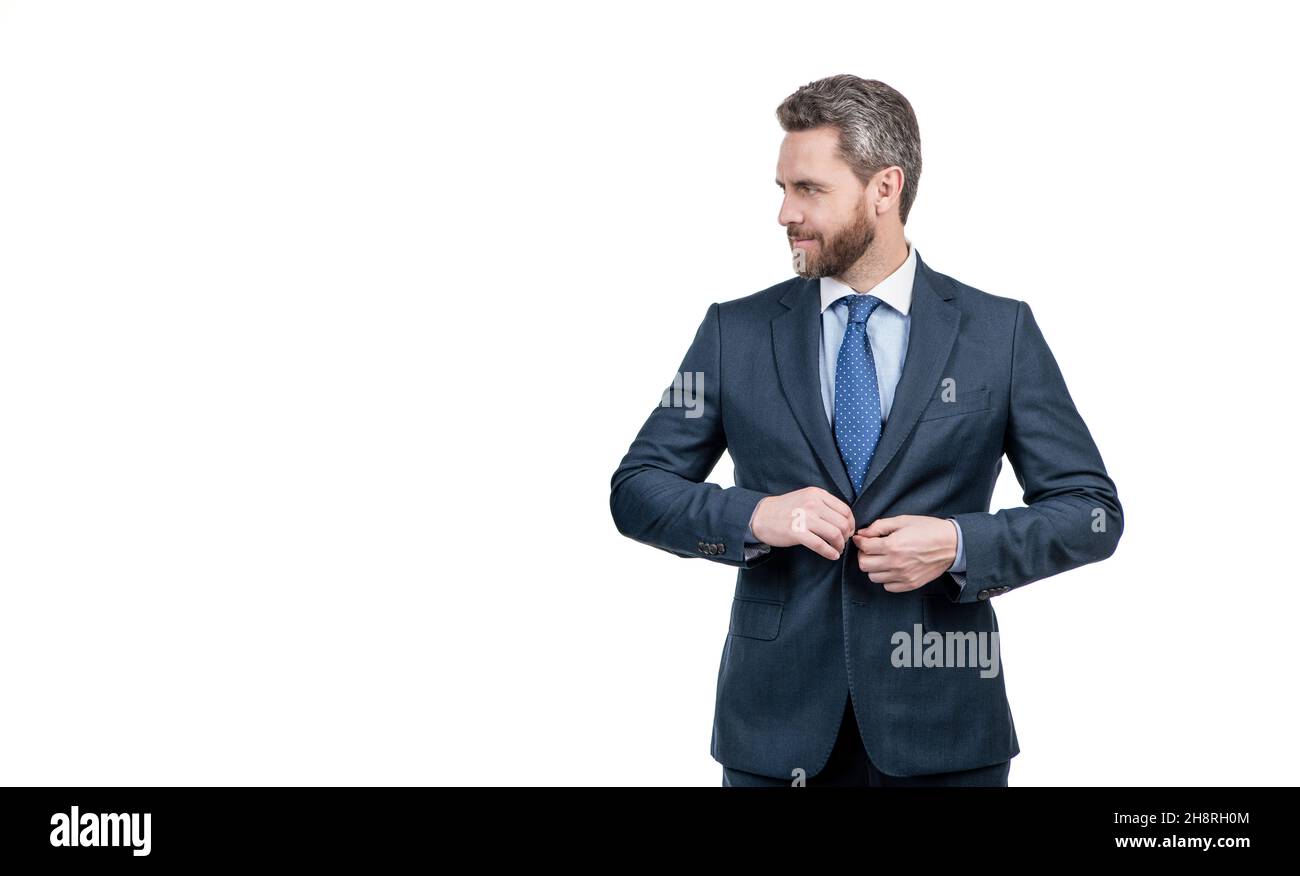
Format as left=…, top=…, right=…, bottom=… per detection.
left=1, top=1, right=1296, bottom=786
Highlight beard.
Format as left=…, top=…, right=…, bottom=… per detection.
left=791, top=196, right=875, bottom=279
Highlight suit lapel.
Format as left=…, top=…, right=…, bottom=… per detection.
left=772, top=278, right=855, bottom=503
left=851, top=254, right=959, bottom=513
left=771, top=253, right=960, bottom=513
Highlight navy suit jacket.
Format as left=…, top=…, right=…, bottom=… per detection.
left=609, top=250, right=1123, bottom=778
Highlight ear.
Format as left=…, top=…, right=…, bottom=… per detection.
left=871, top=166, right=905, bottom=216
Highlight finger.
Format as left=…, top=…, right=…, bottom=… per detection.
left=818, top=491, right=853, bottom=520
left=867, top=566, right=904, bottom=584
left=860, top=516, right=902, bottom=538
left=806, top=516, right=846, bottom=554
left=798, top=530, right=841, bottom=561
left=821, top=503, right=854, bottom=539
left=814, top=497, right=853, bottom=540
left=858, top=551, right=896, bottom=578
left=853, top=533, right=889, bottom=555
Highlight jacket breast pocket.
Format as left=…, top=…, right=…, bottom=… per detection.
left=728, top=597, right=783, bottom=641
left=917, top=386, right=990, bottom=422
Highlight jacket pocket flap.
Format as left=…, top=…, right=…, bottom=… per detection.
left=729, top=597, right=783, bottom=640
left=919, top=386, right=990, bottom=421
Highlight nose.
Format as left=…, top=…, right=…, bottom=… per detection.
left=778, top=196, right=802, bottom=230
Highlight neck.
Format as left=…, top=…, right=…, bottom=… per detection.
left=836, top=228, right=909, bottom=293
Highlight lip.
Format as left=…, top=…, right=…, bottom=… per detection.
left=791, top=238, right=817, bottom=247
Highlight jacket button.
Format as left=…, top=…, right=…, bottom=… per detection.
left=977, top=590, right=990, bottom=600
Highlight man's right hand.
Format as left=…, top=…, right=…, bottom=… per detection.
left=748, top=487, right=855, bottom=561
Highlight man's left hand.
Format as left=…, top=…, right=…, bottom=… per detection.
left=852, top=515, right=958, bottom=593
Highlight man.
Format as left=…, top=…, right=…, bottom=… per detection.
left=609, top=75, right=1123, bottom=787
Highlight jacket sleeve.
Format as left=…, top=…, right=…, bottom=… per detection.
left=946, top=300, right=1123, bottom=602
left=609, top=302, right=773, bottom=568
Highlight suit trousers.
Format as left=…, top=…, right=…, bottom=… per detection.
left=721, top=692, right=1011, bottom=787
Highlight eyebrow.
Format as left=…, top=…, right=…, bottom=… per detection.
left=775, top=178, right=824, bottom=189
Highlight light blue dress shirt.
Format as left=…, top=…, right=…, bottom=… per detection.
left=745, top=242, right=968, bottom=590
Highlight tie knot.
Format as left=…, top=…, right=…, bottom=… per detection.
left=839, top=293, right=883, bottom=324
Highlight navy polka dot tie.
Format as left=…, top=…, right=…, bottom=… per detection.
left=833, top=293, right=885, bottom=496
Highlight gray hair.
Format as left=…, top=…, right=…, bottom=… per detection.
left=775, top=75, right=922, bottom=224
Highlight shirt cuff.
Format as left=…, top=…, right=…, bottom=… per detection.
left=744, top=523, right=772, bottom=561
left=946, top=517, right=966, bottom=574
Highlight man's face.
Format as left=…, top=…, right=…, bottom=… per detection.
left=775, top=127, right=875, bottom=279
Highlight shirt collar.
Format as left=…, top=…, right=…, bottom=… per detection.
left=818, top=239, right=916, bottom=315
